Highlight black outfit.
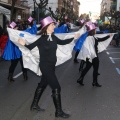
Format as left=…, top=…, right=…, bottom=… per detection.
left=79, top=60, right=86, bottom=72
left=8, top=26, right=28, bottom=82
left=77, top=35, right=110, bottom=87
left=26, top=34, right=74, bottom=118
left=74, top=51, right=79, bottom=63
left=8, top=57, right=28, bottom=82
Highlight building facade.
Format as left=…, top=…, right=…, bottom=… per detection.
left=0, top=0, right=29, bottom=28
left=100, top=0, right=111, bottom=15
left=28, top=0, right=80, bottom=22
left=116, top=0, right=120, bottom=11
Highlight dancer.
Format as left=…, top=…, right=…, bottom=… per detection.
left=3, top=17, right=37, bottom=82
left=18, top=16, right=80, bottom=118
left=2, top=21, right=28, bottom=82
left=74, top=21, right=92, bottom=72
left=77, top=23, right=112, bottom=87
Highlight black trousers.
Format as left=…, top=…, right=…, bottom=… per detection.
left=81, top=57, right=99, bottom=83
left=38, top=62, right=61, bottom=91
left=9, top=57, right=27, bottom=74
left=74, top=51, right=79, bottom=60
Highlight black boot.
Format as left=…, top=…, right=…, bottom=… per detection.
left=92, top=82, right=102, bottom=87
left=97, top=73, right=100, bottom=75
left=52, top=89, right=70, bottom=118
left=74, top=51, right=79, bottom=63
left=30, top=86, right=46, bottom=111
left=8, top=73, right=15, bottom=82
left=74, top=59, right=79, bottom=63
left=79, top=60, right=85, bottom=72
left=77, top=77, right=84, bottom=86
left=23, top=72, right=28, bottom=80
left=92, top=79, right=102, bottom=87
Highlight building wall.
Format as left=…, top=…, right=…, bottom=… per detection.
left=0, top=0, right=8, bottom=2
left=100, top=0, right=111, bottom=16
left=0, top=14, right=3, bottom=27
left=0, top=0, right=29, bottom=26
left=27, top=0, right=79, bottom=20
left=117, top=0, right=120, bottom=11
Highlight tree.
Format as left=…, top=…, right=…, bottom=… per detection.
left=10, top=0, right=17, bottom=21
left=79, top=13, right=90, bottom=20
left=47, top=7, right=64, bottom=21
left=104, top=10, right=120, bottom=26
left=34, top=0, right=48, bottom=21
left=35, top=0, right=48, bottom=9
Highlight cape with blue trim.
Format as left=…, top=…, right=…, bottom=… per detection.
left=74, top=32, right=88, bottom=51
left=6, top=27, right=114, bottom=76
left=2, top=21, right=37, bottom=60
left=54, top=24, right=68, bottom=33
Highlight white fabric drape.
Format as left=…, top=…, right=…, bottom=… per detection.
left=7, top=27, right=114, bottom=76
left=7, top=28, right=79, bottom=76
left=77, top=34, right=115, bottom=62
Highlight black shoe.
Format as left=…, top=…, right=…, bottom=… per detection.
left=79, top=68, right=83, bottom=73
left=8, top=79, right=15, bottom=82
left=92, top=82, right=102, bottom=87
left=74, top=59, right=79, bottom=63
left=8, top=73, right=15, bottom=82
left=77, top=77, right=84, bottom=86
left=55, top=110, right=70, bottom=118
left=97, top=73, right=100, bottom=75
left=30, top=105, right=45, bottom=111
left=23, top=73, right=28, bottom=80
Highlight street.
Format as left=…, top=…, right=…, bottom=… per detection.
left=0, top=45, right=120, bottom=120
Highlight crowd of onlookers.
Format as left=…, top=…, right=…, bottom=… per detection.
left=99, top=24, right=120, bottom=46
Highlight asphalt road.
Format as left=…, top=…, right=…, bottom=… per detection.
left=0, top=45, right=120, bottom=120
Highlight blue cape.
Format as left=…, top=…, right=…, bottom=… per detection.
left=74, top=32, right=88, bottom=51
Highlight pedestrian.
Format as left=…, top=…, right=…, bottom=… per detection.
left=77, top=23, right=112, bottom=87
left=18, top=16, right=80, bottom=118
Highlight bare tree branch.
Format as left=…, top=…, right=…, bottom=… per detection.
left=35, top=0, right=48, bottom=8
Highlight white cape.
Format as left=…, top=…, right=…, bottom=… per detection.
left=7, top=28, right=85, bottom=76
left=77, top=33, right=115, bottom=62
left=70, top=23, right=80, bottom=29
left=7, top=27, right=114, bottom=75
